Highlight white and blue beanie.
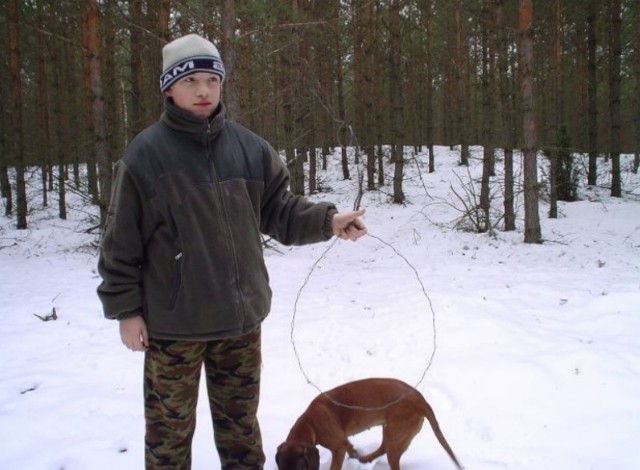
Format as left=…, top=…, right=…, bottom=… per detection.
left=160, top=34, right=225, bottom=92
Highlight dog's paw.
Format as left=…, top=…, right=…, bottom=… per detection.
left=357, top=454, right=374, bottom=464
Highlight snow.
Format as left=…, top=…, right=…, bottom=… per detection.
left=1, top=147, right=639, bottom=470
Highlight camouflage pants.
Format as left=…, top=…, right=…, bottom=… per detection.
left=144, top=326, right=264, bottom=469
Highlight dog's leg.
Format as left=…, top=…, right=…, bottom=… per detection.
left=384, top=416, right=423, bottom=470
left=328, top=448, right=347, bottom=470
left=357, top=444, right=386, bottom=464
left=385, top=438, right=412, bottom=470
left=345, top=438, right=359, bottom=459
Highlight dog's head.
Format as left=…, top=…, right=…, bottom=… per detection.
left=275, top=441, right=320, bottom=470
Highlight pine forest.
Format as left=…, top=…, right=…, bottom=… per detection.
left=1, top=0, right=639, bottom=243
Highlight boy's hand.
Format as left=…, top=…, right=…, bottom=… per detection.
left=332, top=208, right=367, bottom=241
left=120, top=316, right=149, bottom=352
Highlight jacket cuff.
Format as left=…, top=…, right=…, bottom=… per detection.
left=323, top=207, right=338, bottom=239
left=115, top=311, right=142, bottom=321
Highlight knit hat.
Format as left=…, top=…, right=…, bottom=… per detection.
left=159, top=34, right=225, bottom=92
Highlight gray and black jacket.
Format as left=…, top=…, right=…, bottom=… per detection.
left=97, top=100, right=336, bottom=340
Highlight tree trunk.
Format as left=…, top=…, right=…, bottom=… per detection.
left=486, top=0, right=497, bottom=178
left=36, top=0, right=51, bottom=209
left=8, top=0, right=27, bottom=229
left=479, top=28, right=490, bottom=232
left=308, top=148, right=317, bottom=194
left=443, top=43, right=454, bottom=148
left=374, top=5, right=384, bottom=188
left=129, top=0, right=145, bottom=139
left=306, top=2, right=324, bottom=196
left=548, top=0, right=562, bottom=218
left=49, top=0, right=67, bottom=220
left=145, top=0, right=164, bottom=122
left=0, top=55, right=10, bottom=215
left=480, top=0, right=496, bottom=233
left=424, top=0, right=435, bottom=174
left=362, top=0, right=376, bottom=190
left=0, top=166, right=9, bottom=216
left=352, top=0, right=365, bottom=174
left=587, top=2, right=599, bottom=185
left=519, top=0, right=541, bottom=244
left=65, top=6, right=81, bottom=186
left=336, top=35, right=350, bottom=181
left=297, top=2, right=314, bottom=196
left=156, top=0, right=171, bottom=119
left=496, top=0, right=515, bottom=231
left=455, top=0, right=469, bottom=166
left=104, top=0, right=123, bottom=182
left=389, top=0, right=404, bottom=204
left=314, top=1, right=338, bottom=175
left=279, top=2, right=304, bottom=195
left=634, top=0, right=640, bottom=174
left=82, top=1, right=110, bottom=224
left=609, top=0, right=622, bottom=197
left=221, top=0, right=239, bottom=120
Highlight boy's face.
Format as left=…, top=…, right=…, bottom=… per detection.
left=165, top=72, right=222, bottom=119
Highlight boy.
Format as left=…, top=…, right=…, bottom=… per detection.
left=97, top=33, right=366, bottom=469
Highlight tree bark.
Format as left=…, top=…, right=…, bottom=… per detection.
left=8, top=0, right=27, bottom=229
left=547, top=0, right=562, bottom=218
left=315, top=0, right=339, bottom=174
left=496, top=0, right=515, bottom=231
left=0, top=0, right=7, bottom=210
left=587, top=2, right=599, bottom=185
left=104, top=0, right=123, bottom=176
left=82, top=1, right=110, bottom=224
left=0, top=14, right=8, bottom=213
left=0, top=77, right=8, bottom=210
left=36, top=0, right=51, bottom=208
left=221, top=0, right=240, bottom=120
left=424, top=1, right=435, bottom=174
left=519, top=0, right=541, bottom=244
left=455, top=0, right=469, bottom=166
left=634, top=0, right=640, bottom=174
left=144, top=0, right=164, bottom=122
left=335, top=28, right=350, bottom=181
left=480, top=0, right=497, bottom=232
left=157, top=0, right=171, bottom=118
left=361, top=0, right=376, bottom=190
left=280, top=1, right=304, bottom=195
left=129, top=0, right=145, bottom=139
left=389, top=0, right=404, bottom=204
left=609, top=0, right=622, bottom=197
left=374, top=5, right=384, bottom=187
left=49, top=0, right=67, bottom=220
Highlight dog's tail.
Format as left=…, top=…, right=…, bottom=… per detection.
left=423, top=402, right=463, bottom=469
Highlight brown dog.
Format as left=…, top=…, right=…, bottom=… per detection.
left=276, top=378, right=462, bottom=470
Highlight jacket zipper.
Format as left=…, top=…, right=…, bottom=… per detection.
left=205, top=123, right=246, bottom=323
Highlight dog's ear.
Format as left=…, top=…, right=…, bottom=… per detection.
left=303, top=443, right=320, bottom=470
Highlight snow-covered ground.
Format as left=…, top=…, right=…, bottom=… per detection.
left=1, top=147, right=639, bottom=469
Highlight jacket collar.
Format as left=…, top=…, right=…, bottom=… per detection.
left=161, top=98, right=226, bottom=143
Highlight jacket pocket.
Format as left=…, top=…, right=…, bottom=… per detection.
left=169, top=251, right=183, bottom=310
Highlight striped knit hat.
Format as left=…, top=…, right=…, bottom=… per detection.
left=159, top=34, right=225, bottom=92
